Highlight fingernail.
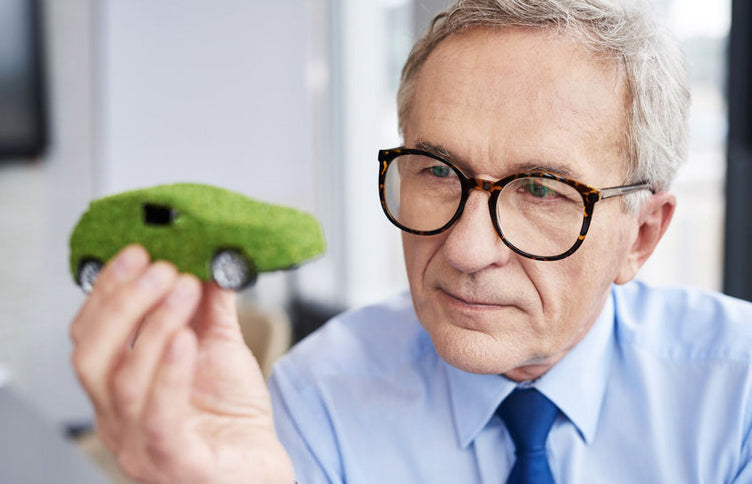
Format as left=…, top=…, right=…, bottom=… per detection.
left=138, top=264, right=171, bottom=289
left=112, top=246, right=142, bottom=277
left=167, top=277, right=197, bottom=305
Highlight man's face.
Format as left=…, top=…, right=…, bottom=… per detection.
left=403, top=27, right=640, bottom=379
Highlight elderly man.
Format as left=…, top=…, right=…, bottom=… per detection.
left=70, top=0, right=752, bottom=483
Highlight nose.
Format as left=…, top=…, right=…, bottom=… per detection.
left=442, top=187, right=513, bottom=273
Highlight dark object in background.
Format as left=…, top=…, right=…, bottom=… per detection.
left=725, top=0, right=752, bottom=302
left=0, top=0, right=47, bottom=161
left=288, top=297, right=345, bottom=344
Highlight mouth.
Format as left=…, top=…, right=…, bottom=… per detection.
left=437, top=286, right=511, bottom=311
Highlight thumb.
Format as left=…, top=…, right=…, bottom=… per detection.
left=190, top=281, right=243, bottom=340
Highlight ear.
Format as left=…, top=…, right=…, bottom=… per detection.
left=614, top=192, right=676, bottom=284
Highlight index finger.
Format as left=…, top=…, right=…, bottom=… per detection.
left=70, top=260, right=179, bottom=416
left=70, top=245, right=150, bottom=344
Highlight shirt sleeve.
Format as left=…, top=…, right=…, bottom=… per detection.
left=268, top=362, right=344, bottom=484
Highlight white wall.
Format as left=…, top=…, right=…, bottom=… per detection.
left=97, top=0, right=313, bottom=207
left=1, top=0, right=324, bottom=425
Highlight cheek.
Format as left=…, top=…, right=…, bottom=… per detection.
left=523, top=258, right=584, bottom=324
left=533, top=211, right=633, bottom=330
left=401, top=232, right=443, bottom=287
left=583, top=206, right=636, bottom=270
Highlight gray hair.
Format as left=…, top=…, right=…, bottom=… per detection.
left=398, top=0, right=690, bottom=210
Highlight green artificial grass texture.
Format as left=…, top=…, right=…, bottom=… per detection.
left=69, top=182, right=326, bottom=282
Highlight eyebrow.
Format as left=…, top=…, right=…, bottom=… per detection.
left=412, top=139, right=584, bottom=180
left=415, top=140, right=457, bottom=163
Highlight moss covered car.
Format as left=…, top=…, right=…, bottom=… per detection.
left=69, top=183, right=325, bottom=292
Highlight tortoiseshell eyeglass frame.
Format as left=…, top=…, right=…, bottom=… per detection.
left=378, top=147, right=654, bottom=261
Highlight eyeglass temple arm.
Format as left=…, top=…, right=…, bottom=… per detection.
left=598, top=182, right=653, bottom=200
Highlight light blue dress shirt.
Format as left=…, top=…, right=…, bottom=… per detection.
left=269, top=281, right=752, bottom=483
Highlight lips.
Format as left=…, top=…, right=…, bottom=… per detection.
left=437, top=285, right=512, bottom=309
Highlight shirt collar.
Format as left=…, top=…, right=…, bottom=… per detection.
left=535, top=290, right=615, bottom=444
left=444, top=360, right=516, bottom=449
left=443, top=288, right=616, bottom=448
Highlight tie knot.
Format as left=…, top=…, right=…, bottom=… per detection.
left=498, top=388, right=559, bottom=454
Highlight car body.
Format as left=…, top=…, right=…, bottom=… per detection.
left=69, top=182, right=325, bottom=291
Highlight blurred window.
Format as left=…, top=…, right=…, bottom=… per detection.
left=638, top=0, right=730, bottom=291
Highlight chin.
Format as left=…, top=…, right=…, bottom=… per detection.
left=425, top=321, right=523, bottom=375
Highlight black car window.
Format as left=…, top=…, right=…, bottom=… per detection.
left=143, top=203, right=177, bottom=226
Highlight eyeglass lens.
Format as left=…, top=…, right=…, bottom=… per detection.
left=382, top=153, right=586, bottom=258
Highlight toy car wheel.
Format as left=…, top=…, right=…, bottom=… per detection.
left=77, top=259, right=103, bottom=294
left=211, top=250, right=256, bottom=290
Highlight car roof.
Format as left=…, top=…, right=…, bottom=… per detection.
left=90, top=182, right=311, bottom=228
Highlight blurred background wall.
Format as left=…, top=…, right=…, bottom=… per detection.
left=0, top=0, right=733, bottom=430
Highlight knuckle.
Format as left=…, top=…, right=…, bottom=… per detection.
left=145, top=310, right=182, bottom=339
left=141, top=415, right=186, bottom=467
left=69, top=298, right=101, bottom=343
left=107, top=290, right=137, bottom=318
left=143, top=434, right=175, bottom=472
left=142, top=413, right=170, bottom=448
left=140, top=424, right=206, bottom=484
left=112, top=370, right=141, bottom=413
left=71, top=348, right=96, bottom=386
left=143, top=439, right=170, bottom=467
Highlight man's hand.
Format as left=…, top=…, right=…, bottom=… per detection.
left=70, top=245, right=295, bottom=484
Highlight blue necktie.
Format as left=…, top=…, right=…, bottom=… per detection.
left=498, top=388, right=559, bottom=484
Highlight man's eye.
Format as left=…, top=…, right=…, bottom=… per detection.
left=428, top=165, right=452, bottom=178
left=526, top=181, right=558, bottom=198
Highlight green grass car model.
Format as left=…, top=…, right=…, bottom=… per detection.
left=69, top=183, right=325, bottom=293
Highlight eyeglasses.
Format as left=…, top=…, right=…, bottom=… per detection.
left=378, top=147, right=652, bottom=261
